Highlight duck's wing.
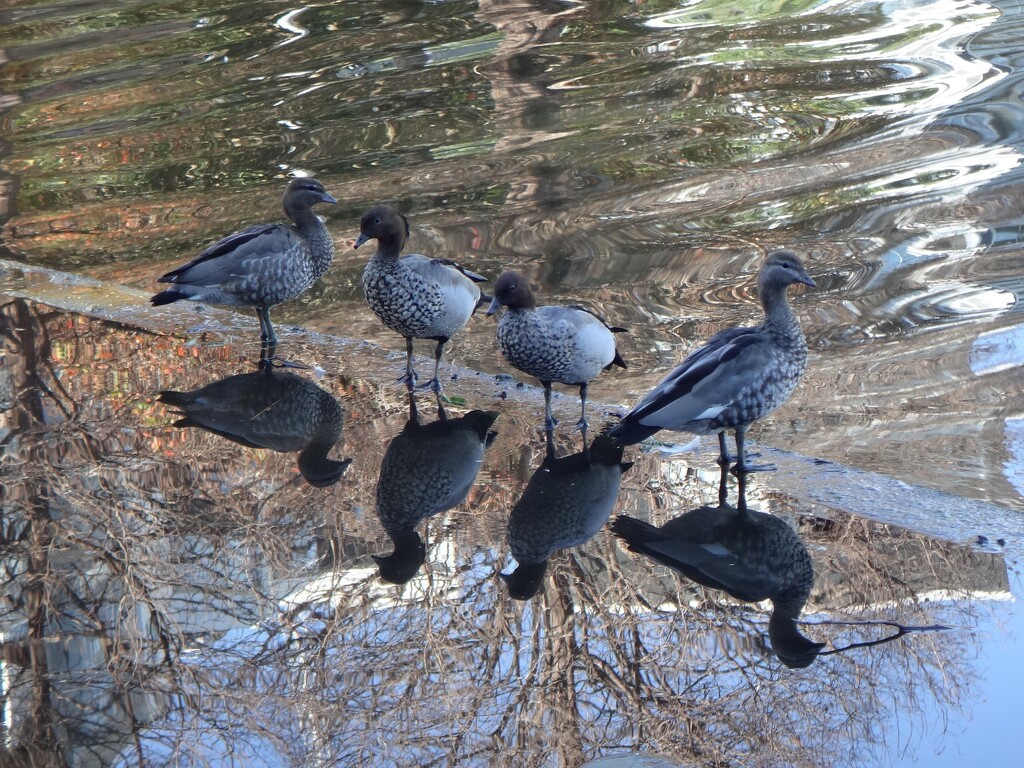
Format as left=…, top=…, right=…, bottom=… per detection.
left=429, top=257, right=488, bottom=283
left=617, top=325, right=766, bottom=430
left=547, top=305, right=628, bottom=370
left=158, top=223, right=299, bottom=286
left=566, top=304, right=628, bottom=334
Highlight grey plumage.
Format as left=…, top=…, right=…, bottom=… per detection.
left=502, top=435, right=631, bottom=600
left=608, top=250, right=815, bottom=472
left=487, top=270, right=627, bottom=441
left=374, top=398, right=498, bottom=584
left=611, top=468, right=823, bottom=668
left=355, top=204, right=486, bottom=393
left=151, top=176, right=337, bottom=344
left=158, top=367, right=350, bottom=488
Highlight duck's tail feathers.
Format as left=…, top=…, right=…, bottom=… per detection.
left=607, top=349, right=628, bottom=370
left=151, top=289, right=188, bottom=306
left=606, top=419, right=659, bottom=445
left=609, top=515, right=663, bottom=550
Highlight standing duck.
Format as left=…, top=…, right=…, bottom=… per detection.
left=151, top=177, right=338, bottom=346
left=611, top=468, right=824, bottom=668
left=487, top=271, right=627, bottom=441
left=608, top=250, right=815, bottom=472
left=355, top=204, right=487, bottom=393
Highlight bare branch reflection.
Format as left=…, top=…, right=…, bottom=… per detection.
left=0, top=298, right=1010, bottom=767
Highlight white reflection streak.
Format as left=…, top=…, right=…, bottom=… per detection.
left=970, top=323, right=1024, bottom=376
left=274, top=6, right=310, bottom=48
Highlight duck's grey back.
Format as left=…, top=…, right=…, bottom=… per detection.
left=497, top=305, right=615, bottom=385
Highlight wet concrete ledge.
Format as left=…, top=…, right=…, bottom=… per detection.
left=2, top=257, right=1020, bottom=561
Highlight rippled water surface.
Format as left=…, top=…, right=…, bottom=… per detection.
left=3, top=2, right=1024, bottom=764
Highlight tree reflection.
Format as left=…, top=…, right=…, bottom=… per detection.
left=0, top=298, right=1010, bottom=767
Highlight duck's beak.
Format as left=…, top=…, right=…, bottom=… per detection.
left=486, top=296, right=502, bottom=316
left=798, top=273, right=816, bottom=288
left=320, top=192, right=338, bottom=205
left=354, top=233, right=369, bottom=248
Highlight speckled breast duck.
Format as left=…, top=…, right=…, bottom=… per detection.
left=355, top=204, right=487, bottom=394
left=151, top=177, right=337, bottom=345
left=487, top=271, right=627, bottom=441
left=608, top=250, right=815, bottom=473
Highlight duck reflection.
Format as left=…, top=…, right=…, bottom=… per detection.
left=374, top=394, right=498, bottom=584
left=158, top=365, right=351, bottom=488
left=611, top=469, right=824, bottom=668
left=503, top=435, right=632, bottom=600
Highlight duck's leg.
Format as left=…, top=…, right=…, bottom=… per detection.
left=575, top=383, right=590, bottom=445
left=256, top=307, right=278, bottom=344
left=732, top=427, right=776, bottom=474
left=258, top=340, right=279, bottom=369
left=542, top=381, right=558, bottom=432
left=718, top=429, right=761, bottom=468
left=416, top=339, right=446, bottom=395
left=398, top=337, right=418, bottom=389
left=716, top=432, right=732, bottom=470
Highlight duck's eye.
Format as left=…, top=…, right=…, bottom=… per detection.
left=374, top=217, right=382, bottom=225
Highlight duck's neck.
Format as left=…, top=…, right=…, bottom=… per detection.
left=371, top=235, right=405, bottom=262
left=760, top=283, right=803, bottom=341
left=288, top=205, right=335, bottom=272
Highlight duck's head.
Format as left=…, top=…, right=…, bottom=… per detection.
left=760, top=250, right=816, bottom=292
left=284, top=176, right=338, bottom=213
left=355, top=204, right=409, bottom=250
left=487, top=271, right=537, bottom=315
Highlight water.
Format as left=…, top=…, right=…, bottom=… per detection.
left=2, top=0, right=1024, bottom=764
left=1, top=299, right=1021, bottom=767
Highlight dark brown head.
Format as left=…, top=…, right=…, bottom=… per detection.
left=354, top=204, right=410, bottom=255
left=283, top=177, right=337, bottom=219
left=486, top=271, right=537, bottom=315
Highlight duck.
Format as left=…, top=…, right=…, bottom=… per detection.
left=158, top=365, right=351, bottom=488
left=611, top=468, right=824, bottom=668
left=355, top=204, right=487, bottom=394
left=486, top=271, right=627, bottom=441
left=502, top=435, right=631, bottom=600
left=373, top=394, right=498, bottom=584
left=608, top=250, right=815, bottom=473
left=151, top=177, right=338, bottom=346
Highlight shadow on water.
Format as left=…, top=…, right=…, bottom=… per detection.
left=613, top=468, right=826, bottom=669
left=502, top=433, right=631, bottom=600
left=373, top=392, right=498, bottom=584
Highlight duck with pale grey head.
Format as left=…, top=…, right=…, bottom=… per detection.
left=608, top=250, right=815, bottom=473
left=151, top=177, right=337, bottom=348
